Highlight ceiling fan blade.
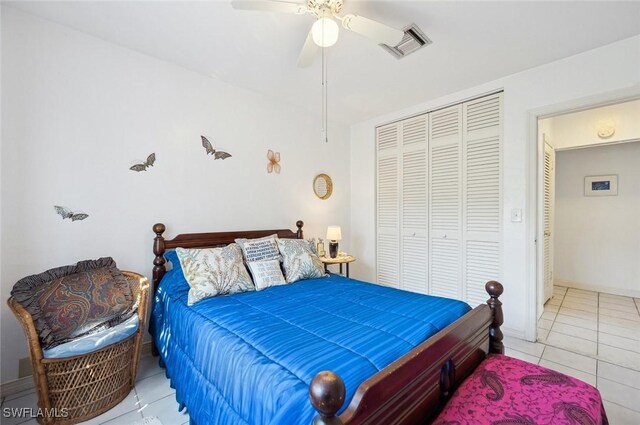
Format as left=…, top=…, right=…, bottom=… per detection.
left=231, top=0, right=306, bottom=14
left=341, top=14, right=405, bottom=46
left=297, top=27, right=319, bottom=68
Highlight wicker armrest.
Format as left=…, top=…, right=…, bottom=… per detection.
left=122, top=271, right=150, bottom=327
left=7, top=295, right=46, bottom=368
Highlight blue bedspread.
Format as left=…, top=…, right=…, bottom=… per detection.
left=150, top=254, right=470, bottom=425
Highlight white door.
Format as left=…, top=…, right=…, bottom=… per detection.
left=543, top=142, right=555, bottom=303
left=376, top=123, right=400, bottom=288
left=428, top=105, right=463, bottom=299
left=400, top=115, right=429, bottom=294
left=376, top=93, right=503, bottom=298
left=462, top=93, right=503, bottom=307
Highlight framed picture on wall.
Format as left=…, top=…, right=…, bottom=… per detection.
left=584, top=175, right=618, bottom=196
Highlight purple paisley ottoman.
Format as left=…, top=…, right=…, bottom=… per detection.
left=433, top=354, right=608, bottom=425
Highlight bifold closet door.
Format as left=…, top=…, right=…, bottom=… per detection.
left=400, top=115, right=428, bottom=294
left=376, top=122, right=400, bottom=288
left=428, top=105, right=463, bottom=299
left=462, top=93, right=503, bottom=306
left=376, top=93, right=503, bottom=298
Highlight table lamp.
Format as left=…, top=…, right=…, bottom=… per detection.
left=326, top=226, right=342, bottom=258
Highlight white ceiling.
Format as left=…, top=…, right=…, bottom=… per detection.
left=5, top=1, right=640, bottom=125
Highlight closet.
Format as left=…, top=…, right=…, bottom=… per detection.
left=376, top=92, right=502, bottom=306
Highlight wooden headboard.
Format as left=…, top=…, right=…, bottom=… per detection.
left=151, top=220, right=304, bottom=296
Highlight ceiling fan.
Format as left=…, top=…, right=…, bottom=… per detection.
left=230, top=0, right=406, bottom=67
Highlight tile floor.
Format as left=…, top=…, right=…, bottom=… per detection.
left=510, top=285, right=640, bottom=424
left=0, top=355, right=189, bottom=425
left=2, top=285, right=638, bottom=424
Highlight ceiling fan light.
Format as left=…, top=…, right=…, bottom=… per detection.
left=312, top=18, right=339, bottom=47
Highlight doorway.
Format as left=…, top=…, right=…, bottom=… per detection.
left=536, top=99, right=640, bottom=344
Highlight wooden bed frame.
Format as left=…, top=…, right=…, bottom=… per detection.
left=151, top=220, right=504, bottom=425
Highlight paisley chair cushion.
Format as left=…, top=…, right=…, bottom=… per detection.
left=11, top=257, right=135, bottom=349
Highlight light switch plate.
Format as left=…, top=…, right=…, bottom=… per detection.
left=511, top=208, right=523, bottom=222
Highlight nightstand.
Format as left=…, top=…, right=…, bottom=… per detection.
left=319, top=255, right=356, bottom=278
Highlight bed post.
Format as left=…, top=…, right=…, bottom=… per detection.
left=309, top=371, right=345, bottom=425
left=151, top=223, right=167, bottom=357
left=296, top=220, right=304, bottom=239
left=152, top=223, right=167, bottom=294
left=485, top=280, right=504, bottom=354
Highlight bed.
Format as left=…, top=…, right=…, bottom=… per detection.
left=149, top=221, right=504, bottom=425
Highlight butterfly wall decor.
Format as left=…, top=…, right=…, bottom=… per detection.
left=267, top=150, right=281, bottom=174
left=129, top=153, right=156, bottom=172
left=54, top=206, right=89, bottom=221
left=201, top=136, right=232, bottom=160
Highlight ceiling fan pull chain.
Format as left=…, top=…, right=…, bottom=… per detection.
left=321, top=43, right=329, bottom=143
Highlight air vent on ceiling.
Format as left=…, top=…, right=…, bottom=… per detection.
left=381, top=24, right=432, bottom=59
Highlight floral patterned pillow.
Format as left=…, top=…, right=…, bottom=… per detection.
left=276, top=239, right=326, bottom=283
left=176, top=244, right=255, bottom=305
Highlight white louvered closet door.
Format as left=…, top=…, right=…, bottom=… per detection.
left=543, top=142, right=555, bottom=303
left=400, top=115, right=428, bottom=294
left=377, top=123, right=400, bottom=288
left=428, top=105, right=463, bottom=299
left=462, top=93, right=503, bottom=306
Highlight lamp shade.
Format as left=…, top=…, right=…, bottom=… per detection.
left=312, top=18, right=339, bottom=47
left=326, top=226, right=342, bottom=241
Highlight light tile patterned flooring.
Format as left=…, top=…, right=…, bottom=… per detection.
left=2, top=285, right=638, bottom=424
left=0, top=355, right=189, bottom=425
left=507, top=285, right=640, bottom=425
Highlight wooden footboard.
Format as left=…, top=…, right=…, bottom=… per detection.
left=309, top=281, right=504, bottom=425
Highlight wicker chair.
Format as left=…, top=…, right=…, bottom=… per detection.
left=7, top=271, right=149, bottom=425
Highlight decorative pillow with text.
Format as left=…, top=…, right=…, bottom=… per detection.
left=235, top=234, right=281, bottom=262
left=247, top=259, right=287, bottom=290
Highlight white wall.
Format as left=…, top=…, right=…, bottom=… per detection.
left=0, top=7, right=351, bottom=382
left=540, top=99, right=640, bottom=150
left=350, top=35, right=640, bottom=339
left=554, top=142, right=640, bottom=297
left=0, top=6, right=3, bottom=377
left=538, top=116, right=555, bottom=149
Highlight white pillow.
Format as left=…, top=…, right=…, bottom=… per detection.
left=176, top=244, right=254, bottom=305
left=235, top=234, right=281, bottom=262
left=246, top=259, right=287, bottom=290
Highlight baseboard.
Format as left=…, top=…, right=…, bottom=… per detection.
left=0, top=375, right=35, bottom=398
left=0, top=341, right=154, bottom=398
left=555, top=279, right=640, bottom=298
left=140, top=340, right=153, bottom=357
left=502, top=326, right=527, bottom=341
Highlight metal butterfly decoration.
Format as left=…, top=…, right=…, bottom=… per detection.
left=54, top=206, right=89, bottom=221
left=267, top=150, right=281, bottom=174
left=129, top=153, right=156, bottom=172
left=201, top=136, right=232, bottom=160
